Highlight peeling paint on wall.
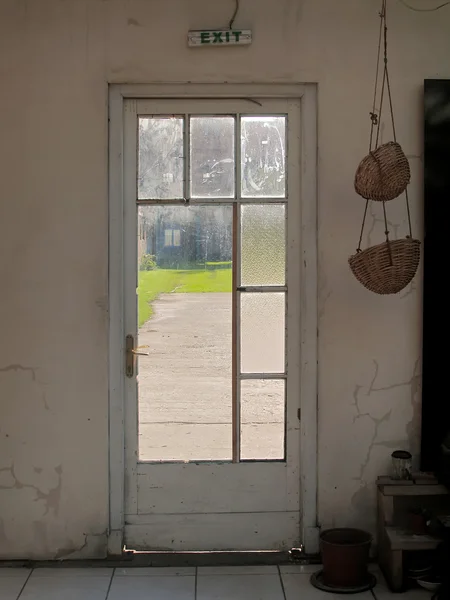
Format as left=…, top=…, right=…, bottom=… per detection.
left=0, top=464, right=62, bottom=516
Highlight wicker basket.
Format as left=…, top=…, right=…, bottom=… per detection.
left=349, top=238, right=420, bottom=295
left=354, top=142, right=411, bottom=202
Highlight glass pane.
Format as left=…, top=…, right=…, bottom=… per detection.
left=190, top=117, right=235, bottom=198
left=241, top=116, right=286, bottom=198
left=241, top=204, right=285, bottom=286
left=138, top=117, right=184, bottom=199
left=240, top=293, right=285, bottom=373
left=137, top=205, right=233, bottom=461
left=240, top=380, right=285, bottom=460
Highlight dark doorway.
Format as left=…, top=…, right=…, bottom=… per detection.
left=421, top=80, right=450, bottom=471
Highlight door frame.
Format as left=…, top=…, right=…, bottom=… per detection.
left=108, top=83, right=318, bottom=556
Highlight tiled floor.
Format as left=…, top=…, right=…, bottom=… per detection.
left=0, top=565, right=433, bottom=599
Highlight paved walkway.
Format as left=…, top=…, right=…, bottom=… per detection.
left=138, top=293, right=284, bottom=461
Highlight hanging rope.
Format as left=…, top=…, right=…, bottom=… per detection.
left=358, top=0, right=386, bottom=253
left=368, top=5, right=384, bottom=153
left=356, top=0, right=413, bottom=255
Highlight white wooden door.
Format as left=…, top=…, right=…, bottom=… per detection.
left=122, top=97, right=303, bottom=551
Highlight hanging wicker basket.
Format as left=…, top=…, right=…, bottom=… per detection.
left=354, top=142, right=411, bottom=202
left=349, top=238, right=420, bottom=295
left=350, top=2, right=420, bottom=295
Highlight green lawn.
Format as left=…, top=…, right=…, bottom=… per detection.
left=138, top=268, right=232, bottom=327
left=175, top=269, right=232, bottom=293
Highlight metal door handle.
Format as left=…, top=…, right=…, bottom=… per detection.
left=126, top=335, right=149, bottom=377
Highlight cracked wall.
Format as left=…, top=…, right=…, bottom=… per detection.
left=0, top=363, right=108, bottom=558
left=0, top=0, right=448, bottom=557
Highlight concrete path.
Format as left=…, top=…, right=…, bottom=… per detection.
left=137, top=293, right=284, bottom=461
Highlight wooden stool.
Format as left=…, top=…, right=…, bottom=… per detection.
left=377, top=477, right=449, bottom=592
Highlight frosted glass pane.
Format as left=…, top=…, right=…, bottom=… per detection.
left=240, top=293, right=285, bottom=373
left=241, top=116, right=286, bottom=198
left=241, top=204, right=285, bottom=286
left=190, top=117, right=235, bottom=198
left=138, top=117, right=184, bottom=199
left=240, top=380, right=285, bottom=460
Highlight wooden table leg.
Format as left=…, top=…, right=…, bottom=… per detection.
left=385, top=548, right=403, bottom=592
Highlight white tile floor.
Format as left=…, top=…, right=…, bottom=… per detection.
left=0, top=565, right=433, bottom=599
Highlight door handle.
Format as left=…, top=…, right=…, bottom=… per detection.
left=125, top=334, right=149, bottom=378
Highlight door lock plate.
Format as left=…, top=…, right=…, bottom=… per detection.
left=126, top=334, right=134, bottom=378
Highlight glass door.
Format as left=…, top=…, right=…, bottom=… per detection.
left=123, top=98, right=302, bottom=550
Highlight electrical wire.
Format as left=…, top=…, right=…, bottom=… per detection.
left=397, top=0, right=450, bottom=12
left=229, top=0, right=239, bottom=29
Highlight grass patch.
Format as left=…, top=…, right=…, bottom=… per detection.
left=138, top=268, right=232, bottom=326
left=175, top=269, right=232, bottom=293
left=138, top=270, right=181, bottom=326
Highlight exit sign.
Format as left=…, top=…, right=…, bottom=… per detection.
left=188, top=30, right=252, bottom=47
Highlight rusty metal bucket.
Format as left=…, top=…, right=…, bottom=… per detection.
left=320, top=528, right=372, bottom=589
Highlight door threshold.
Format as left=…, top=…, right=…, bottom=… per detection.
left=121, top=549, right=302, bottom=567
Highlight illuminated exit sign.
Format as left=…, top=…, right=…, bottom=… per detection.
left=188, top=30, right=252, bottom=47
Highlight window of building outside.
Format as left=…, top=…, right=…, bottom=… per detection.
left=164, top=228, right=181, bottom=247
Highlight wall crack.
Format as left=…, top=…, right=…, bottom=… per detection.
left=351, top=359, right=421, bottom=483
left=0, top=463, right=62, bottom=516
